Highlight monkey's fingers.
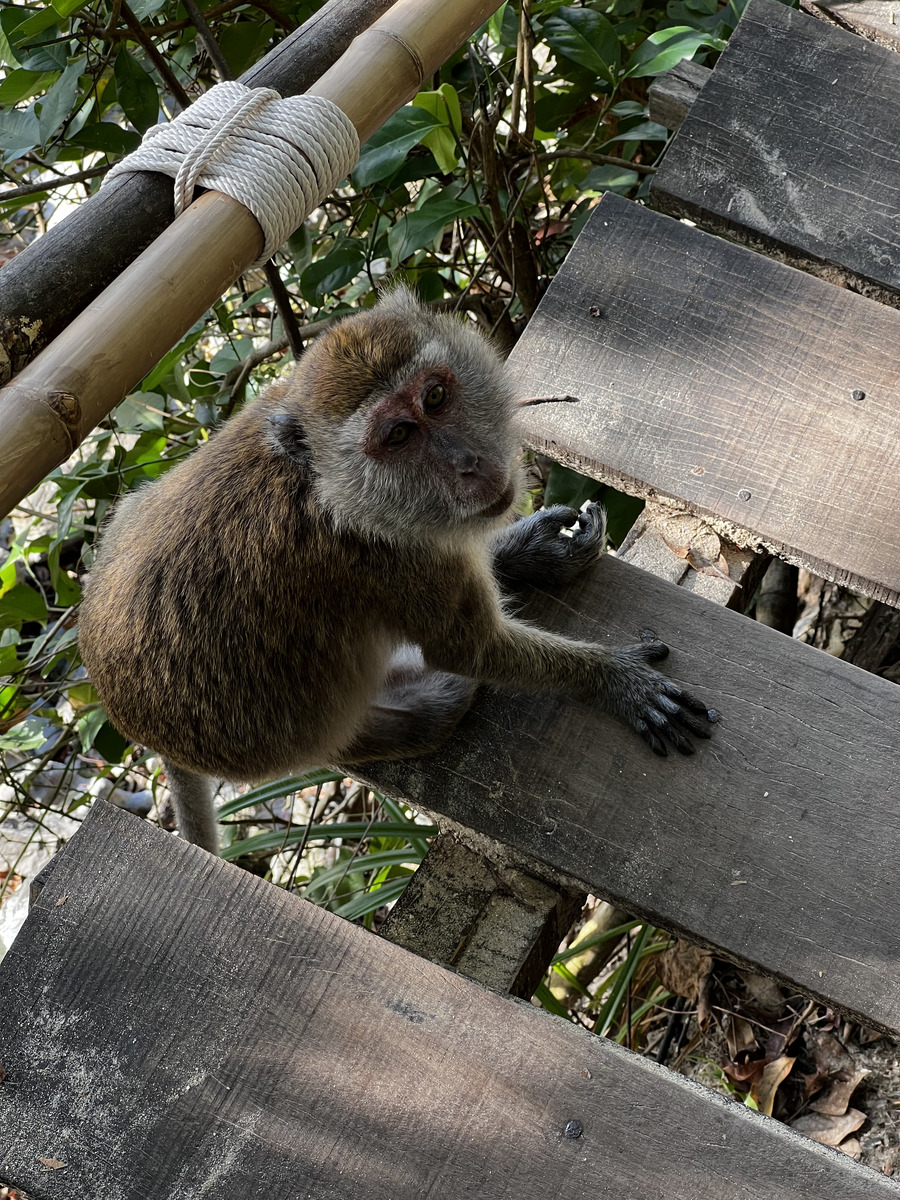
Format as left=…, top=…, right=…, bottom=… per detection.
left=660, top=680, right=720, bottom=724
left=570, top=502, right=607, bottom=563
left=640, top=702, right=697, bottom=756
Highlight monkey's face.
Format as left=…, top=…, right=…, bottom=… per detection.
left=290, top=295, right=521, bottom=543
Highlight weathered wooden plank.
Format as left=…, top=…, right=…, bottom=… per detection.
left=1, top=803, right=897, bottom=1200
left=647, top=59, right=710, bottom=131
left=508, top=191, right=900, bottom=604
left=801, top=0, right=900, bottom=52
left=650, top=0, right=900, bottom=306
left=365, top=552, right=900, bottom=1035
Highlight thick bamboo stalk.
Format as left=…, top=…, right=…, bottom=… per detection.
left=0, top=0, right=397, bottom=385
left=0, top=0, right=501, bottom=519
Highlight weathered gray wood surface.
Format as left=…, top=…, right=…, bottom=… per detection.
left=647, top=59, right=710, bottom=131
left=650, top=0, right=900, bottom=305
left=508, top=191, right=900, bottom=605
left=801, top=0, right=900, bottom=51
left=1, top=802, right=897, bottom=1200
left=365, top=552, right=900, bottom=1034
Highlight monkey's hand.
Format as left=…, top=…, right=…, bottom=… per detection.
left=606, top=640, right=719, bottom=757
left=491, top=503, right=606, bottom=592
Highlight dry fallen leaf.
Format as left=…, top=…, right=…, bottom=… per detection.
left=657, top=940, right=713, bottom=1006
left=753, top=1055, right=796, bottom=1117
left=791, top=1107, right=866, bottom=1147
left=811, top=1068, right=869, bottom=1116
left=839, top=1137, right=862, bottom=1160
left=38, top=1157, right=67, bottom=1170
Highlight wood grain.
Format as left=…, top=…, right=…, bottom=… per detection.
left=508, top=191, right=900, bottom=604
left=801, top=0, right=900, bottom=52
left=651, top=0, right=900, bottom=305
left=1, top=801, right=897, bottom=1200
left=365, top=553, right=900, bottom=1034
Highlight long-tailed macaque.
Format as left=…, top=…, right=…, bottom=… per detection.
left=79, top=289, right=717, bottom=854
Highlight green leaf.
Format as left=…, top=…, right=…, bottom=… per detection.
left=218, top=20, right=273, bottom=78
left=217, top=769, right=346, bottom=819
left=353, top=106, right=441, bottom=188
left=0, top=583, right=48, bottom=628
left=114, top=51, right=158, bottom=133
left=0, top=716, right=47, bottom=752
left=388, top=196, right=481, bottom=263
left=412, top=84, right=463, bottom=173
left=543, top=463, right=600, bottom=510
left=581, top=163, right=639, bottom=195
left=140, top=320, right=204, bottom=391
left=0, top=69, right=54, bottom=106
left=71, top=121, right=140, bottom=156
left=624, top=27, right=725, bottom=78
left=48, top=537, right=82, bottom=606
left=92, top=720, right=129, bottom=763
left=77, top=705, right=106, bottom=751
left=543, top=6, right=621, bottom=86
left=39, top=59, right=82, bottom=144
left=300, top=243, right=365, bottom=305
left=220, top=820, right=439, bottom=861
left=606, top=119, right=668, bottom=142
left=52, top=0, right=86, bottom=16
left=0, top=105, right=40, bottom=154
left=331, top=874, right=410, bottom=921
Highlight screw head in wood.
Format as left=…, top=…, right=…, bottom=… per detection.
left=564, top=1120, right=584, bottom=1139
left=738, top=489, right=752, bottom=501
left=850, top=389, right=865, bottom=401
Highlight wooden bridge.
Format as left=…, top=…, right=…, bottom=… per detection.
left=1, top=0, right=899, bottom=1194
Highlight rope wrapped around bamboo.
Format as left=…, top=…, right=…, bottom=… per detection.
left=103, top=81, right=360, bottom=266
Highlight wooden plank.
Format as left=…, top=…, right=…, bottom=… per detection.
left=508, top=191, right=900, bottom=604
left=364, top=552, right=900, bottom=1035
left=801, top=0, right=900, bottom=52
left=650, top=0, right=900, bottom=306
left=1, top=803, right=897, bottom=1200
left=647, top=59, right=710, bottom=131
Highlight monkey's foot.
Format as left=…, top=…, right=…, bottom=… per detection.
left=609, top=640, right=719, bottom=757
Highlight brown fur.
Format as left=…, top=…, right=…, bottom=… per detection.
left=79, top=292, right=716, bottom=854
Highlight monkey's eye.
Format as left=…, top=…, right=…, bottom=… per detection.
left=423, top=383, right=446, bottom=412
left=385, top=421, right=416, bottom=448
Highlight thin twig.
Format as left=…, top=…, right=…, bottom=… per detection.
left=537, top=150, right=657, bottom=176
left=1, top=164, right=109, bottom=201
left=120, top=1, right=192, bottom=110
left=180, top=0, right=233, bottom=81
left=263, top=261, right=305, bottom=360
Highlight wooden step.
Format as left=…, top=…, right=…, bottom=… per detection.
left=650, top=0, right=900, bottom=305
left=364, top=553, right=900, bottom=1035
left=508, top=191, right=900, bottom=604
left=1, top=802, right=897, bottom=1200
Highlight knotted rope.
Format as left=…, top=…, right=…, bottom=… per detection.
left=104, top=81, right=360, bottom=266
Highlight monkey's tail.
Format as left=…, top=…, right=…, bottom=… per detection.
left=162, top=759, right=219, bottom=855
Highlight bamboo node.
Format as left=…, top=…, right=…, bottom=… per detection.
left=103, top=82, right=360, bottom=267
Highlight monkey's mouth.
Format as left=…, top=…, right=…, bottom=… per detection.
left=478, top=480, right=516, bottom=518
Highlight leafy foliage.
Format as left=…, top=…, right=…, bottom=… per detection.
left=1, top=0, right=747, bottom=904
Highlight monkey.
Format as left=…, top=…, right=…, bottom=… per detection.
left=78, top=287, right=718, bottom=855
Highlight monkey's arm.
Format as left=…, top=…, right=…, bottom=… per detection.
left=416, top=600, right=716, bottom=757
left=490, top=503, right=605, bottom=591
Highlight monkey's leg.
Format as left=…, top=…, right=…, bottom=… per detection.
left=162, top=760, right=219, bottom=854
left=338, top=649, right=476, bottom=764
left=491, top=503, right=606, bottom=591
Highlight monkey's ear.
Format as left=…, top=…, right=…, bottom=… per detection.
left=266, top=412, right=313, bottom=469
left=377, top=283, right=421, bottom=317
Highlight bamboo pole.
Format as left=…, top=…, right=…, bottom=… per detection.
left=0, top=0, right=501, bottom=519
left=0, top=0, right=398, bottom=384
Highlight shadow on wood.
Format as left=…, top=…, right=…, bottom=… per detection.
left=1, top=802, right=897, bottom=1200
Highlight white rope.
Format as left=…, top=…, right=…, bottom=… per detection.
left=104, top=81, right=360, bottom=266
